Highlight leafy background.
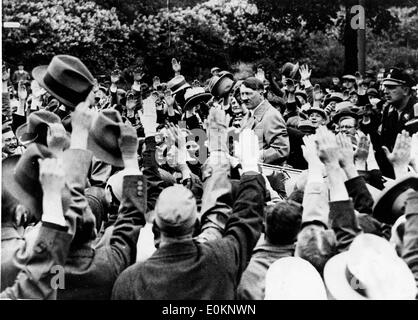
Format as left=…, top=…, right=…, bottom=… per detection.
left=2, top=0, right=418, bottom=83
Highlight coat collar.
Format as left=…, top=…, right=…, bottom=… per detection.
left=252, top=99, right=271, bottom=122
left=252, top=241, right=295, bottom=255
left=1, top=224, right=24, bottom=241
left=150, top=239, right=197, bottom=260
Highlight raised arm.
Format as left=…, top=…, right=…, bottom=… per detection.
left=1, top=158, right=72, bottom=299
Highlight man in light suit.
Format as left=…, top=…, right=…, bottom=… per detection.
left=240, top=77, right=290, bottom=165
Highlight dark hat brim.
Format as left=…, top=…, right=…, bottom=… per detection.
left=32, top=65, right=78, bottom=110
left=183, top=93, right=212, bottom=110
left=87, top=134, right=124, bottom=168
left=2, top=155, right=42, bottom=222
left=15, top=123, right=38, bottom=145
left=372, top=175, right=418, bottom=224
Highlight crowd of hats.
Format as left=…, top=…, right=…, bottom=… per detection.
left=2, top=54, right=418, bottom=300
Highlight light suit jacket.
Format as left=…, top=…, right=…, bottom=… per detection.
left=240, top=100, right=290, bottom=165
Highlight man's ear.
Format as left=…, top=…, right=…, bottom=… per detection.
left=402, top=86, right=410, bottom=96
left=14, top=204, right=28, bottom=227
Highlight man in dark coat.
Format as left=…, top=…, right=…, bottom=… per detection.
left=112, top=125, right=267, bottom=300
left=378, top=68, right=417, bottom=177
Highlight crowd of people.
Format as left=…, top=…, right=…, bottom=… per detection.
left=1, top=53, right=418, bottom=300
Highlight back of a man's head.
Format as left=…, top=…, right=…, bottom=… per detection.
left=295, top=225, right=337, bottom=275
left=265, top=202, right=302, bottom=246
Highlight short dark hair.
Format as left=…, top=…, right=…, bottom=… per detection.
left=295, top=225, right=337, bottom=275
left=265, top=202, right=302, bottom=245
left=242, top=77, right=264, bottom=91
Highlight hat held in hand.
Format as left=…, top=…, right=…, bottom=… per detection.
left=1, top=143, right=70, bottom=223
left=183, top=87, right=212, bottom=110
left=265, top=257, right=327, bottom=300
left=32, top=55, right=95, bottom=110
left=324, top=233, right=416, bottom=299
left=372, top=174, right=418, bottom=225
left=167, top=75, right=191, bottom=95
left=87, top=109, right=125, bottom=168
left=208, top=71, right=234, bottom=98
left=16, top=110, right=61, bottom=146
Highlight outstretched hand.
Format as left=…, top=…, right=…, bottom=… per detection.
left=166, top=123, right=188, bottom=171
left=234, top=128, right=260, bottom=173
left=302, top=134, right=321, bottom=168
left=382, top=130, right=411, bottom=177
left=172, top=58, right=181, bottom=73
left=299, top=64, right=311, bottom=81
left=316, top=126, right=340, bottom=166
left=138, top=96, right=158, bottom=137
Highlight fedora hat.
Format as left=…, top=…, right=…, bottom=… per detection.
left=372, top=174, right=418, bottom=225
left=208, top=71, right=234, bottom=98
left=167, top=75, right=191, bottom=95
left=281, top=62, right=299, bottom=80
left=265, top=257, right=327, bottom=300
left=1, top=143, right=70, bottom=223
left=15, top=110, right=61, bottom=146
left=87, top=109, right=125, bottom=168
left=32, top=55, right=94, bottom=110
left=324, top=233, right=416, bottom=300
left=183, top=87, right=212, bottom=110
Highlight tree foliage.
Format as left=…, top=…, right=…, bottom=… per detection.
left=2, top=0, right=417, bottom=81
left=2, top=0, right=133, bottom=74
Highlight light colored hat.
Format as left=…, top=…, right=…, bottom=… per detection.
left=306, top=107, right=328, bottom=120
left=183, top=87, right=212, bottom=110
left=342, top=74, right=357, bottom=82
left=324, top=233, right=416, bottom=300
left=167, top=75, right=191, bottom=94
left=154, top=185, right=197, bottom=236
left=265, top=257, right=327, bottom=300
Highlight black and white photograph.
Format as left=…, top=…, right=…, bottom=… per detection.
left=1, top=0, right=418, bottom=306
